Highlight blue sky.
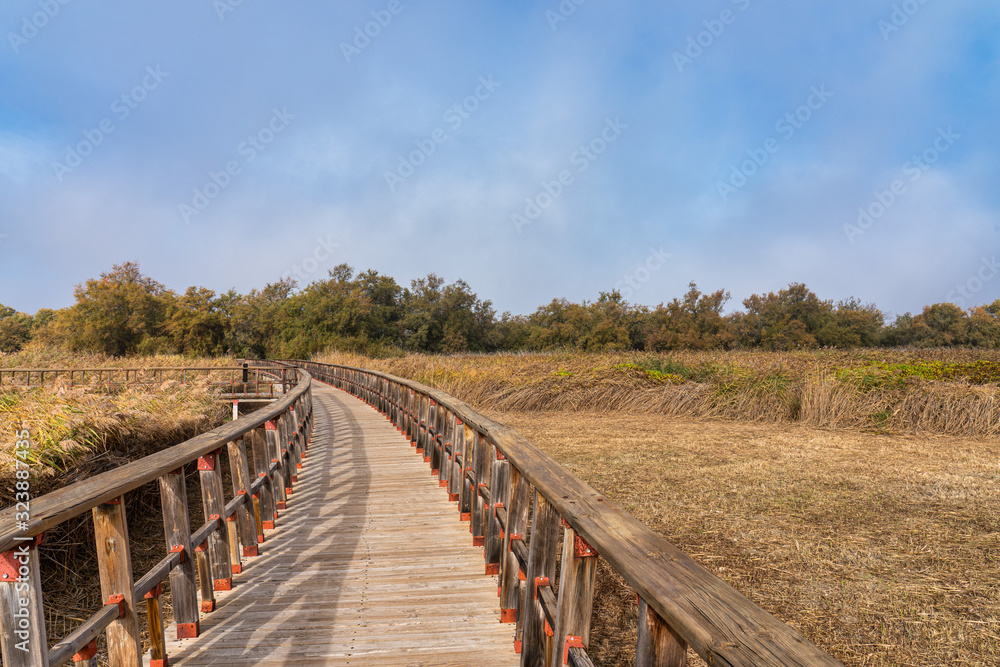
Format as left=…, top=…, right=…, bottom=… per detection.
left=1, top=0, right=998, bottom=320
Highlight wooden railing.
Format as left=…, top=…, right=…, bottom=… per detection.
left=0, top=367, right=313, bottom=666
left=0, top=365, right=290, bottom=397
left=291, top=360, right=843, bottom=667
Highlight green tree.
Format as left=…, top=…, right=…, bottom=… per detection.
left=645, top=282, right=733, bottom=350
left=64, top=262, right=170, bottom=356
left=0, top=305, right=32, bottom=353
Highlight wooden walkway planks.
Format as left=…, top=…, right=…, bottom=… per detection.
left=159, top=383, right=518, bottom=666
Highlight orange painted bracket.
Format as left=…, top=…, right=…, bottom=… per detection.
left=564, top=636, right=585, bottom=664
left=534, top=576, right=550, bottom=600
left=243, top=545, right=258, bottom=558
left=106, top=594, right=126, bottom=617
left=143, top=583, right=163, bottom=600
left=500, top=608, right=517, bottom=624
left=201, top=600, right=215, bottom=613
left=73, top=639, right=98, bottom=662
left=197, top=453, right=215, bottom=471
left=170, top=544, right=186, bottom=563
left=486, top=563, right=500, bottom=576
left=214, top=578, right=232, bottom=591
left=177, top=622, right=199, bottom=639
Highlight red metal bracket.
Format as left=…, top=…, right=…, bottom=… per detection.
left=0, top=550, right=24, bottom=581
left=73, top=639, right=98, bottom=662
left=514, top=639, right=522, bottom=654
left=209, top=514, right=221, bottom=528
left=197, top=453, right=215, bottom=471
left=473, top=536, right=485, bottom=547
left=496, top=450, right=506, bottom=461
left=493, top=501, right=505, bottom=517
left=226, top=513, right=237, bottom=523
left=144, top=583, right=162, bottom=600
left=150, top=658, right=168, bottom=667
left=534, top=576, right=550, bottom=600
left=448, top=493, right=460, bottom=502
left=265, top=421, right=277, bottom=431
left=500, top=608, right=517, bottom=624
left=106, top=594, right=126, bottom=617
left=564, top=636, right=584, bottom=664
left=170, top=544, right=186, bottom=563
left=508, top=533, right=522, bottom=548
left=195, top=541, right=208, bottom=553
left=214, top=578, right=232, bottom=591
left=486, top=563, right=500, bottom=576
left=243, top=545, right=259, bottom=558
left=177, top=622, right=199, bottom=639
left=201, top=600, right=214, bottom=613
left=545, top=619, right=554, bottom=637
left=102, top=496, right=122, bottom=505
left=573, top=534, right=598, bottom=558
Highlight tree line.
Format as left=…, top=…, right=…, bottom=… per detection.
left=2, top=261, right=998, bottom=357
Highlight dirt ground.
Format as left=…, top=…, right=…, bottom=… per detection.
left=490, top=410, right=1000, bottom=666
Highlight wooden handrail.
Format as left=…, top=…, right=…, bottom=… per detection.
left=0, top=366, right=313, bottom=666
left=288, top=359, right=843, bottom=667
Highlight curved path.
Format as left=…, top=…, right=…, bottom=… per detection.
left=160, top=382, right=518, bottom=666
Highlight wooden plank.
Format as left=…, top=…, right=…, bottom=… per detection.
left=0, top=543, right=48, bottom=666
left=501, top=466, right=530, bottom=633
left=637, top=596, right=687, bottom=667
left=227, top=438, right=258, bottom=559
left=550, top=525, right=599, bottom=667
left=198, top=449, right=232, bottom=592
left=486, top=455, right=510, bottom=575
left=521, top=492, right=560, bottom=667
left=159, top=468, right=199, bottom=636
left=92, top=499, right=140, bottom=667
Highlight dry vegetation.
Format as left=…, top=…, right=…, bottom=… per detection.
left=317, top=348, right=1000, bottom=666
left=0, top=351, right=235, bottom=655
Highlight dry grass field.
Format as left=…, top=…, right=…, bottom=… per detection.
left=318, top=349, right=1000, bottom=666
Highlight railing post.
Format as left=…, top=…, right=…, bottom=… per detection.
left=250, top=427, right=276, bottom=533
left=636, top=597, right=687, bottom=667
left=159, top=468, right=199, bottom=638
left=198, top=449, right=232, bottom=594
left=485, top=446, right=510, bottom=575
left=0, top=538, right=48, bottom=666
left=449, top=416, right=463, bottom=504
left=550, top=524, right=599, bottom=667
left=227, top=437, right=258, bottom=561
left=266, top=420, right=288, bottom=512
left=471, top=430, right=489, bottom=546
left=92, top=497, right=141, bottom=666
left=501, top=466, right=530, bottom=632
left=459, top=422, right=474, bottom=522
left=521, top=492, right=560, bottom=667
left=145, top=584, right=167, bottom=667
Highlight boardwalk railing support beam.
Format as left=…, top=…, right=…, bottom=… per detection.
left=160, top=467, right=200, bottom=638
left=636, top=596, right=687, bottom=667
left=521, top=492, right=560, bottom=667
left=93, top=498, right=141, bottom=667
left=0, top=540, right=48, bottom=666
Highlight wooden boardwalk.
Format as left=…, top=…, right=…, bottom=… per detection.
left=161, top=383, right=518, bottom=666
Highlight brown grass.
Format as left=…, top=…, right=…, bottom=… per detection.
left=0, top=354, right=233, bottom=661
left=315, top=349, right=1000, bottom=437
left=493, top=411, right=1000, bottom=666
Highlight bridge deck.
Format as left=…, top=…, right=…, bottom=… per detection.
left=160, top=383, right=518, bottom=666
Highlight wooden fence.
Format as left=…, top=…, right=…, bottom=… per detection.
left=290, top=359, right=843, bottom=667
left=0, top=367, right=312, bottom=666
